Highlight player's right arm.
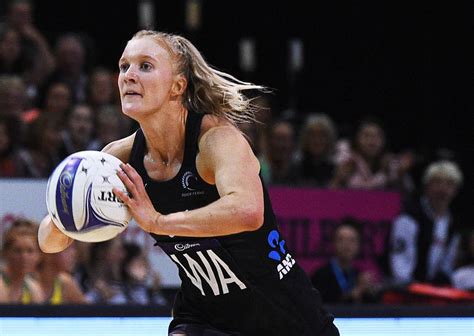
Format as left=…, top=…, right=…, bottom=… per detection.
left=38, top=133, right=136, bottom=253
left=38, top=215, right=73, bottom=253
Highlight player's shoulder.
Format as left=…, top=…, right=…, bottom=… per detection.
left=199, top=114, right=242, bottom=144
left=101, top=132, right=137, bottom=163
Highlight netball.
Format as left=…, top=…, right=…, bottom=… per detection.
left=46, top=150, right=131, bottom=242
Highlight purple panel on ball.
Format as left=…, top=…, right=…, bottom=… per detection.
left=81, top=184, right=125, bottom=231
left=55, top=157, right=84, bottom=232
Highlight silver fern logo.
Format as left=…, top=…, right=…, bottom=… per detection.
left=181, top=171, right=197, bottom=191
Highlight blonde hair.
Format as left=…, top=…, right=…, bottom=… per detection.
left=131, top=30, right=267, bottom=125
left=422, top=160, right=463, bottom=186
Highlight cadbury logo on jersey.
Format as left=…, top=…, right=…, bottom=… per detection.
left=181, top=171, right=205, bottom=197
left=175, top=242, right=200, bottom=251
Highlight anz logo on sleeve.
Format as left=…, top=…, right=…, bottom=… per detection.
left=267, top=230, right=295, bottom=280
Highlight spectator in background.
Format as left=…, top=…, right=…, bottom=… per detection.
left=389, top=160, right=463, bottom=285
left=17, top=115, right=63, bottom=177
left=311, top=218, right=379, bottom=303
left=0, top=75, right=28, bottom=119
left=296, top=113, right=338, bottom=187
left=0, top=115, right=27, bottom=177
left=0, top=27, right=28, bottom=78
left=83, top=238, right=128, bottom=304
left=451, top=228, right=474, bottom=291
left=332, top=116, right=413, bottom=192
left=238, top=120, right=259, bottom=154
left=121, top=242, right=168, bottom=306
left=259, top=119, right=299, bottom=185
left=1, top=218, right=44, bottom=303
left=1, top=0, right=55, bottom=101
left=37, top=245, right=87, bottom=304
left=46, top=33, right=88, bottom=104
left=86, top=66, right=118, bottom=111
left=30, top=80, right=73, bottom=123
left=57, top=104, right=95, bottom=157
left=89, top=105, right=132, bottom=151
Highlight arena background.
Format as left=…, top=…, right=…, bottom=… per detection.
left=10, top=0, right=469, bottom=220
left=0, top=1, right=473, bottom=335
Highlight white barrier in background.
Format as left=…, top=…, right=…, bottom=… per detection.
left=1, top=317, right=473, bottom=336
left=0, top=179, right=180, bottom=287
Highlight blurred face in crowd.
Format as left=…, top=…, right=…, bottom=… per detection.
left=0, top=79, right=26, bottom=117
left=425, top=174, right=459, bottom=212
left=0, top=29, right=21, bottom=65
left=268, top=121, right=294, bottom=163
left=89, top=69, right=115, bottom=106
left=8, top=2, right=33, bottom=29
left=307, top=123, right=332, bottom=157
left=356, top=122, right=385, bottom=159
left=68, top=105, right=94, bottom=146
left=56, top=36, right=85, bottom=74
left=97, top=111, right=122, bottom=144
left=3, top=232, right=41, bottom=277
left=34, top=118, right=62, bottom=153
left=45, top=82, right=72, bottom=115
left=333, top=225, right=360, bottom=266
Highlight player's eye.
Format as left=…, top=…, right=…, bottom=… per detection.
left=140, top=62, right=153, bottom=71
left=119, top=63, right=129, bottom=72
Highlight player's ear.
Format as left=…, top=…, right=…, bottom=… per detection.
left=171, top=74, right=187, bottom=97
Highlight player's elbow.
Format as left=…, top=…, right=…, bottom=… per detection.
left=38, top=237, right=67, bottom=254
left=240, top=201, right=264, bottom=231
left=39, top=241, right=57, bottom=254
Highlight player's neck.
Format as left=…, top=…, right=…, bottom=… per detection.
left=141, top=106, right=188, bottom=166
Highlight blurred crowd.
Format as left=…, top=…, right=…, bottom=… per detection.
left=0, top=217, right=169, bottom=305
left=0, top=1, right=471, bottom=306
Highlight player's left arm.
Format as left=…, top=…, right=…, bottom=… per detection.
left=116, top=126, right=264, bottom=237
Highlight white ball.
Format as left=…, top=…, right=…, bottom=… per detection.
left=46, top=150, right=131, bottom=242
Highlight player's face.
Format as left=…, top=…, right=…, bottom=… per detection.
left=118, top=36, right=176, bottom=120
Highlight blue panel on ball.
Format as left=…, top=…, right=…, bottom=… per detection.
left=55, top=157, right=84, bottom=232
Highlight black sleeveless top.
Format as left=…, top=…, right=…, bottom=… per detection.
left=129, top=111, right=334, bottom=335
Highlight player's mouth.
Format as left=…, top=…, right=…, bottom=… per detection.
left=124, top=90, right=142, bottom=97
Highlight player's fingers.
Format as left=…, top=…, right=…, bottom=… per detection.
left=121, top=163, right=144, bottom=185
left=117, top=169, right=138, bottom=197
left=112, top=187, right=131, bottom=205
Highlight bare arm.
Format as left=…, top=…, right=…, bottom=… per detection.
left=38, top=134, right=136, bottom=253
left=101, top=132, right=136, bottom=163
left=38, top=215, right=73, bottom=253
left=114, top=126, right=264, bottom=237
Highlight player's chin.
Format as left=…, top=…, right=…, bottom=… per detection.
left=121, top=104, right=141, bottom=118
